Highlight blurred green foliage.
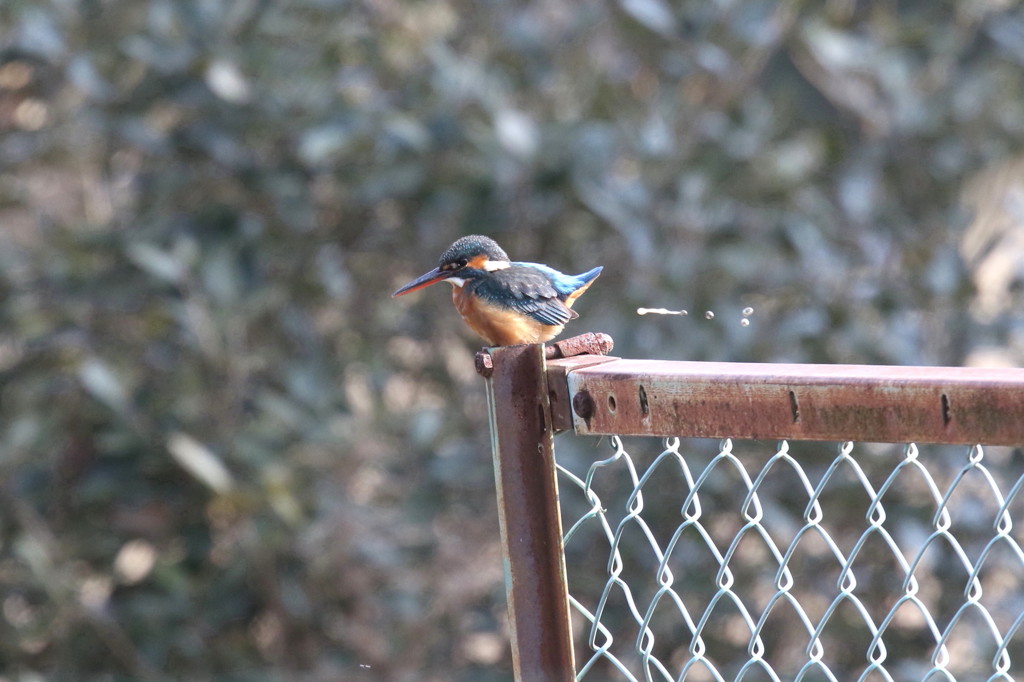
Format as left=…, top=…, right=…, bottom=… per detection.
left=1, top=0, right=1023, bottom=679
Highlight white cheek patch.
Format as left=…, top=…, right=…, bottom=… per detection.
left=446, top=277, right=466, bottom=287
left=483, top=260, right=511, bottom=272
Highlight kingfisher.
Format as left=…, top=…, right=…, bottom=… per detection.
left=392, top=235, right=603, bottom=346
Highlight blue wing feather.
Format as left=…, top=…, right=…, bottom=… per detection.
left=466, top=262, right=601, bottom=328
left=468, top=266, right=573, bottom=326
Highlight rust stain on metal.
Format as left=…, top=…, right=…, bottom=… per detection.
left=555, top=359, right=1024, bottom=445
left=572, top=390, right=595, bottom=424
left=544, top=332, right=615, bottom=359
left=481, top=344, right=575, bottom=681
left=546, top=355, right=618, bottom=433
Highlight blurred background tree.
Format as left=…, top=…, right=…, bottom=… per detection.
left=1, top=0, right=1023, bottom=680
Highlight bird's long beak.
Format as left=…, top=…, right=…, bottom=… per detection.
left=391, top=267, right=452, bottom=297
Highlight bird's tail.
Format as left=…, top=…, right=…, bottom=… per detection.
left=574, top=266, right=603, bottom=287
left=563, top=266, right=603, bottom=308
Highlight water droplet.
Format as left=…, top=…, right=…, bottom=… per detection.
left=742, top=306, right=754, bottom=316
left=740, top=318, right=750, bottom=327
left=704, top=311, right=714, bottom=320
left=637, top=307, right=688, bottom=316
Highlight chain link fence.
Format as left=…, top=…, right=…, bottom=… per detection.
left=556, top=436, right=1024, bottom=681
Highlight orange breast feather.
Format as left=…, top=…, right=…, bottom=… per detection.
left=452, top=287, right=564, bottom=346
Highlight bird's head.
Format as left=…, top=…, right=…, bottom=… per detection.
left=392, top=235, right=510, bottom=296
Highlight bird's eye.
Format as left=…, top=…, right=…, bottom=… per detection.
left=457, top=258, right=469, bottom=268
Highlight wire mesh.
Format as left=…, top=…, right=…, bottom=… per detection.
left=556, top=436, right=1024, bottom=681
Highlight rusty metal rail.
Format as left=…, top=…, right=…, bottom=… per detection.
left=555, top=358, right=1024, bottom=444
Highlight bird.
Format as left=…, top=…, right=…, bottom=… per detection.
left=392, top=235, right=602, bottom=346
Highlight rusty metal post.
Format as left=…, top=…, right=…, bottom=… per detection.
left=478, top=344, right=575, bottom=682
